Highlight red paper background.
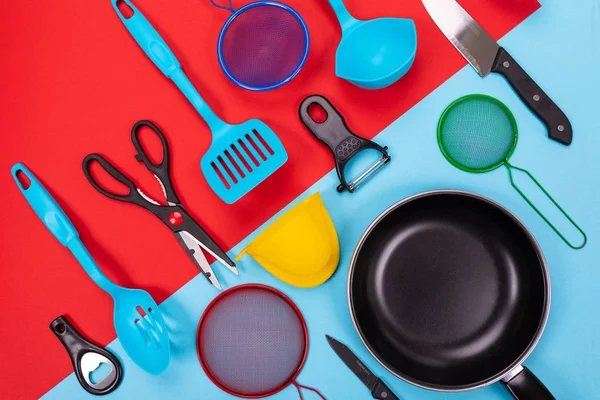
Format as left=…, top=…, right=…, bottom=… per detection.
left=0, top=0, right=539, bottom=398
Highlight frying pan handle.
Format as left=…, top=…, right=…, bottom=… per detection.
left=503, top=366, right=555, bottom=400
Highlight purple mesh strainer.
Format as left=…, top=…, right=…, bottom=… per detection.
left=197, top=284, right=326, bottom=399
left=209, top=0, right=310, bottom=91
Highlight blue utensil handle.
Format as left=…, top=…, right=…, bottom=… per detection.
left=11, top=163, right=118, bottom=293
left=170, top=69, right=226, bottom=134
left=68, top=239, right=119, bottom=293
left=11, top=164, right=78, bottom=246
left=112, top=0, right=180, bottom=77
left=327, top=0, right=358, bottom=33
left=112, top=0, right=226, bottom=133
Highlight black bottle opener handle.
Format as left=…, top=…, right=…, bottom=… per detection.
left=50, top=316, right=122, bottom=396
left=299, top=95, right=390, bottom=193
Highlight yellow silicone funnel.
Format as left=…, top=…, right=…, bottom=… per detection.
left=235, top=193, right=340, bottom=288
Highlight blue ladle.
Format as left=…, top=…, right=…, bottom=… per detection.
left=328, top=0, right=417, bottom=89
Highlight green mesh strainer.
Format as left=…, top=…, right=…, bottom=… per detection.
left=438, top=94, right=586, bottom=249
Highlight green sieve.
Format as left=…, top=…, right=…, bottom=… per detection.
left=438, top=94, right=586, bottom=249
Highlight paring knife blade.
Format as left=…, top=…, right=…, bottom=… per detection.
left=421, top=0, right=573, bottom=145
left=326, top=335, right=400, bottom=400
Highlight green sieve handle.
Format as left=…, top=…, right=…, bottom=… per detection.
left=505, top=163, right=587, bottom=249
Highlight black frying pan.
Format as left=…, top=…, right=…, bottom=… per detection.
left=348, top=191, right=554, bottom=399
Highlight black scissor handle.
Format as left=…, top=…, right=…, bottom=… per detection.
left=131, top=120, right=169, bottom=170
left=83, top=153, right=143, bottom=205
left=131, top=120, right=180, bottom=204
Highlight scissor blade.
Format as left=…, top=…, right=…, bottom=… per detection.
left=422, top=0, right=499, bottom=77
left=175, top=232, right=221, bottom=290
left=181, top=231, right=239, bottom=275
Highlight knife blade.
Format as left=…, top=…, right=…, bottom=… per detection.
left=326, top=335, right=400, bottom=400
left=422, top=0, right=572, bottom=145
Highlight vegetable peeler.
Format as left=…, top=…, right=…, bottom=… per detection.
left=300, top=95, right=390, bottom=193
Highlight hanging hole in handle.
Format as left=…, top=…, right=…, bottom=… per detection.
left=55, top=323, right=66, bottom=334
left=89, top=362, right=112, bottom=384
left=87, top=160, right=132, bottom=197
left=136, top=124, right=165, bottom=167
left=15, top=170, right=31, bottom=190
left=307, top=103, right=328, bottom=124
left=116, top=0, right=135, bottom=19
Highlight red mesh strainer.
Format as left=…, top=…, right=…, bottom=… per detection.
left=197, top=284, right=326, bottom=399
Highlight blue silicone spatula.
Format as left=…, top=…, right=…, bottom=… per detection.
left=11, top=163, right=170, bottom=375
left=112, top=0, right=288, bottom=204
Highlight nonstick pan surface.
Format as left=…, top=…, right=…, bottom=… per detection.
left=348, top=191, right=552, bottom=396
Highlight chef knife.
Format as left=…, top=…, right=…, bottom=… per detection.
left=422, top=0, right=572, bottom=145
left=326, top=335, right=400, bottom=400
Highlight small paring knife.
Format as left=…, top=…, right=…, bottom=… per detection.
left=326, top=335, right=400, bottom=400
left=422, top=0, right=573, bottom=145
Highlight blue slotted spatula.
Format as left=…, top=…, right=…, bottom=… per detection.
left=112, top=0, right=288, bottom=204
left=11, top=164, right=171, bottom=375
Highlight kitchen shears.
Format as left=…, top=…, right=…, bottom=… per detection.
left=83, top=120, right=237, bottom=290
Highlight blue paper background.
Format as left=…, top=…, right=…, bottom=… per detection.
left=43, top=0, right=600, bottom=398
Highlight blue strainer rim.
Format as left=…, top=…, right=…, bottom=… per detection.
left=217, top=1, right=310, bottom=92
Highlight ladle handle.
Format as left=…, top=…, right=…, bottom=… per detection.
left=327, top=0, right=358, bottom=32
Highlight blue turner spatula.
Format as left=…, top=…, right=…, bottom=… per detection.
left=112, top=0, right=288, bottom=204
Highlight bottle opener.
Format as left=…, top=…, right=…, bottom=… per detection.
left=50, top=316, right=122, bottom=395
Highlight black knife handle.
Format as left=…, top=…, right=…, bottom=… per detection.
left=372, top=379, right=400, bottom=400
left=491, top=47, right=572, bottom=145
